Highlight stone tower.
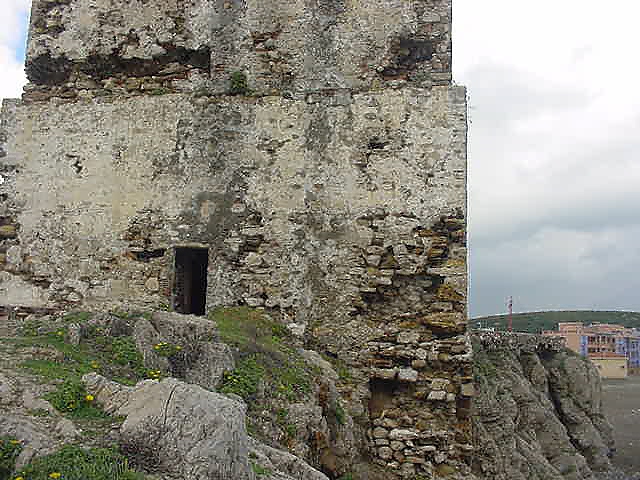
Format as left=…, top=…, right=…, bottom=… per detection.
left=1, top=0, right=470, bottom=477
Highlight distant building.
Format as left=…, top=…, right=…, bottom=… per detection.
left=543, top=322, right=640, bottom=378
left=590, top=354, right=628, bottom=379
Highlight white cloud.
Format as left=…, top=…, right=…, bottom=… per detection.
left=456, top=0, right=640, bottom=315
left=0, top=0, right=30, bottom=99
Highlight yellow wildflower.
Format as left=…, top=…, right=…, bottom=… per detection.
left=57, top=331, right=64, bottom=336
left=15, top=476, right=24, bottom=480
left=175, top=345, right=182, bottom=350
left=85, top=394, right=94, bottom=402
left=49, top=473, right=62, bottom=479
left=9, top=440, right=21, bottom=445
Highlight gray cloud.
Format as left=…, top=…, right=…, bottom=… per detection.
left=456, top=1, right=640, bottom=317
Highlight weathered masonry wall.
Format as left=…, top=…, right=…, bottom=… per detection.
left=1, top=0, right=469, bottom=478
left=25, top=0, right=452, bottom=101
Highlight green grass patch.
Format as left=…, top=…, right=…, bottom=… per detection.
left=18, top=445, right=144, bottom=480
left=44, top=378, right=108, bottom=420
left=0, top=436, right=22, bottom=480
left=21, top=359, right=91, bottom=381
left=220, top=356, right=265, bottom=400
left=62, top=311, right=92, bottom=324
left=250, top=461, right=272, bottom=476
left=211, top=307, right=313, bottom=404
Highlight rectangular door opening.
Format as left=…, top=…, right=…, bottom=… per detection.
left=173, top=247, right=209, bottom=316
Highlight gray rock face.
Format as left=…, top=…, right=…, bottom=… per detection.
left=84, top=373, right=255, bottom=480
left=473, top=337, right=615, bottom=480
left=83, top=373, right=330, bottom=480
left=133, top=311, right=234, bottom=390
left=248, top=438, right=329, bottom=480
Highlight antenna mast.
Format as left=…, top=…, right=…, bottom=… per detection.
left=507, top=296, right=513, bottom=332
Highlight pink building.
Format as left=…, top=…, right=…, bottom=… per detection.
left=543, top=322, right=640, bottom=374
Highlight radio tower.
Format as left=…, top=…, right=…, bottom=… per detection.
left=507, top=296, right=513, bottom=332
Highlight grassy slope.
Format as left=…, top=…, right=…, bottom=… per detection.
left=472, top=310, right=640, bottom=334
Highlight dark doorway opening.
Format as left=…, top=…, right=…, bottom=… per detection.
left=173, top=247, right=209, bottom=316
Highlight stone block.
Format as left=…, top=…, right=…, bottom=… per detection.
left=398, top=368, right=418, bottom=382
left=460, top=383, right=475, bottom=397
left=379, top=446, right=393, bottom=460
left=372, top=368, right=397, bottom=380
left=0, top=225, right=17, bottom=238
left=427, top=391, right=447, bottom=401
left=389, top=429, right=418, bottom=441
left=373, top=427, right=389, bottom=439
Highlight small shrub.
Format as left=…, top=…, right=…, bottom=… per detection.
left=0, top=437, right=22, bottom=480
left=229, top=71, right=249, bottom=95
left=18, top=445, right=144, bottom=480
left=334, top=402, right=346, bottom=426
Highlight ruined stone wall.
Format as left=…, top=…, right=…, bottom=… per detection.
left=1, top=0, right=469, bottom=478
left=25, top=0, right=452, bottom=102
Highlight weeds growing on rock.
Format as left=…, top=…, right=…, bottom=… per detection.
left=44, top=378, right=108, bottom=419
left=250, top=462, right=272, bottom=476
left=17, top=445, right=144, bottom=480
left=229, top=71, right=249, bottom=95
left=0, top=437, right=22, bottom=480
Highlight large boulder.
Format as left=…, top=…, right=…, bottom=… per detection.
left=133, top=311, right=234, bottom=390
left=83, top=373, right=330, bottom=480
left=84, top=373, right=254, bottom=479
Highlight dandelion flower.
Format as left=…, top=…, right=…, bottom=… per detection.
left=49, top=473, right=62, bottom=479
left=57, top=331, right=64, bottom=336
left=85, top=394, right=94, bottom=402
left=15, top=476, right=24, bottom=480
left=9, top=440, right=21, bottom=445
left=175, top=345, right=182, bottom=350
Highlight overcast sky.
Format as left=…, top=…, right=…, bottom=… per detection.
left=1, top=1, right=639, bottom=317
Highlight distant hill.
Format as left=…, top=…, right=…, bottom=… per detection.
left=471, top=310, right=640, bottom=334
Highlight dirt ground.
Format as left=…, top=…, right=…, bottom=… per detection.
left=602, top=376, right=640, bottom=475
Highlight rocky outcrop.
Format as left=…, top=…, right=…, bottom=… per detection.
left=473, top=333, right=614, bottom=480
left=83, top=373, right=329, bottom=480
left=132, top=310, right=235, bottom=390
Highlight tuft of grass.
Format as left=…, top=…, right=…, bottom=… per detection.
left=251, top=462, right=272, bottom=476
left=0, top=436, right=22, bottom=480
left=44, top=378, right=108, bottom=419
left=18, top=445, right=144, bottom=480
left=220, top=356, right=265, bottom=400
left=22, top=359, right=91, bottom=381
